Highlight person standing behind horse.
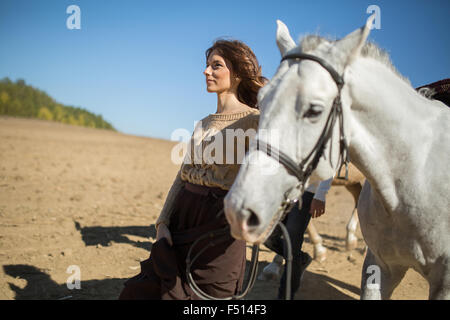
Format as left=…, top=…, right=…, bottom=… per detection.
left=264, top=179, right=332, bottom=299
left=119, top=39, right=267, bottom=300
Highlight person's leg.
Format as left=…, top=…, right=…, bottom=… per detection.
left=278, top=191, right=314, bottom=299
left=263, top=219, right=285, bottom=256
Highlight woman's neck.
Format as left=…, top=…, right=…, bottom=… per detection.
left=216, top=91, right=252, bottom=114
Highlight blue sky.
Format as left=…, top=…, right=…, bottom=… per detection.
left=1, top=0, right=449, bottom=140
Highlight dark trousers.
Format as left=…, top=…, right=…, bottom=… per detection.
left=264, top=191, right=314, bottom=299
left=119, top=183, right=246, bottom=300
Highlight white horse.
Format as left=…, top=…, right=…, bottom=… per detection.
left=224, top=15, right=450, bottom=299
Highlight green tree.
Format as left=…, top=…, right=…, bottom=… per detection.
left=37, top=107, right=54, bottom=121
left=0, top=78, right=115, bottom=131
left=0, top=91, right=9, bottom=104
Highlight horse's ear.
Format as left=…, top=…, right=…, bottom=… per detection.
left=276, top=20, right=296, bottom=57
left=335, top=14, right=375, bottom=66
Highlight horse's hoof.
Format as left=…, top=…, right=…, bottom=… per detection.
left=258, top=262, right=282, bottom=281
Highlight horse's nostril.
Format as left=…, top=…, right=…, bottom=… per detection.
left=246, top=209, right=260, bottom=228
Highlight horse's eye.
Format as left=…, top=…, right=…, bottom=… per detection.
left=304, top=105, right=324, bottom=119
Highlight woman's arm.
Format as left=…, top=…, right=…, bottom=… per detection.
left=155, top=169, right=185, bottom=230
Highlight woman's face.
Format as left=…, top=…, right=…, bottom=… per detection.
left=203, top=50, right=238, bottom=93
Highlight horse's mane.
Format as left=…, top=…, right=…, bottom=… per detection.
left=298, top=34, right=412, bottom=86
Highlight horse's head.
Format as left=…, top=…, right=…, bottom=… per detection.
left=224, top=16, right=375, bottom=244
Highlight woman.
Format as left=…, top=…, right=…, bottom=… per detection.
left=119, top=39, right=267, bottom=300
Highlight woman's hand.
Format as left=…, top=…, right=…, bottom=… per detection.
left=156, top=223, right=173, bottom=246
left=309, top=199, right=326, bottom=219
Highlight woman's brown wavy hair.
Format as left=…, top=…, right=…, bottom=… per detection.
left=205, top=39, right=267, bottom=109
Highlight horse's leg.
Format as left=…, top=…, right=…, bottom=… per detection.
left=259, top=254, right=283, bottom=281
left=380, top=265, right=408, bottom=300
left=306, top=222, right=327, bottom=262
left=346, top=207, right=359, bottom=251
left=361, top=248, right=408, bottom=300
left=427, top=257, right=450, bottom=299
left=345, top=183, right=363, bottom=251
left=361, top=248, right=381, bottom=299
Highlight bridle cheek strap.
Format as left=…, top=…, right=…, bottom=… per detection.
left=255, top=52, right=350, bottom=222
left=278, top=52, right=348, bottom=183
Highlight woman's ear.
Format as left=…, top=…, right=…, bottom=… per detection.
left=232, top=76, right=241, bottom=89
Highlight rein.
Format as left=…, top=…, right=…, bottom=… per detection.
left=185, top=208, right=293, bottom=300
left=185, top=208, right=261, bottom=300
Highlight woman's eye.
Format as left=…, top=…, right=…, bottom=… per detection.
left=304, top=105, right=324, bottom=119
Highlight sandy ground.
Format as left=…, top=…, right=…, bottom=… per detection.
left=0, top=116, right=429, bottom=300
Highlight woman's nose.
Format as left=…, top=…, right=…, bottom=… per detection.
left=203, top=66, right=211, bottom=76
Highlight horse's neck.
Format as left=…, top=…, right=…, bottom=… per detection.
left=345, top=58, right=440, bottom=211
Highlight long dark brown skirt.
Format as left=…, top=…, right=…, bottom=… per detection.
left=118, top=182, right=246, bottom=300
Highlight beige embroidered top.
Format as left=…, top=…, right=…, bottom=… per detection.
left=156, top=108, right=260, bottom=228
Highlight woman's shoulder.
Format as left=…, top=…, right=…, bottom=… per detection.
left=237, top=107, right=260, bottom=119
left=233, top=108, right=260, bottom=129
left=244, top=107, right=260, bottom=120
left=247, top=107, right=260, bottom=117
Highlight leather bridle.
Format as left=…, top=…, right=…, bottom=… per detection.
left=253, top=52, right=350, bottom=244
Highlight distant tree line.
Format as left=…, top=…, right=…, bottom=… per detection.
left=0, top=77, right=115, bottom=130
